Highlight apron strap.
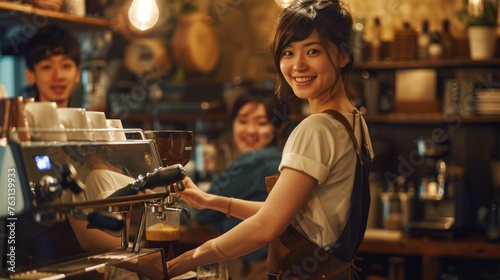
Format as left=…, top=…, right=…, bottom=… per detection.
left=322, top=110, right=363, bottom=165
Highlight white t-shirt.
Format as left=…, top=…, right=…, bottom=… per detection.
left=84, top=169, right=135, bottom=201
left=279, top=111, right=373, bottom=250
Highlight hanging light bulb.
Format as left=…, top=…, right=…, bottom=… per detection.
left=128, top=0, right=160, bottom=31
left=275, top=0, right=294, bottom=8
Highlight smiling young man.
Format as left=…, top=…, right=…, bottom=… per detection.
left=24, top=25, right=81, bottom=108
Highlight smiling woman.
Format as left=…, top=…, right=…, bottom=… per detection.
left=166, top=1, right=374, bottom=279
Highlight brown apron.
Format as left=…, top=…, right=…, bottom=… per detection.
left=266, top=110, right=372, bottom=280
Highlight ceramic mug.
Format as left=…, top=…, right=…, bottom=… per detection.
left=105, top=119, right=127, bottom=141
left=64, top=0, right=86, bottom=16
left=86, top=111, right=109, bottom=141
left=57, top=108, right=92, bottom=140
left=24, top=102, right=67, bottom=141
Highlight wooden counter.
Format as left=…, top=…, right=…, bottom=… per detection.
left=359, top=229, right=500, bottom=280
left=178, top=226, right=500, bottom=280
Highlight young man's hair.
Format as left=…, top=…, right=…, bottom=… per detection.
left=25, top=24, right=81, bottom=70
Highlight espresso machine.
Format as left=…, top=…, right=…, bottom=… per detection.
left=407, top=137, right=473, bottom=239
left=0, top=106, right=191, bottom=279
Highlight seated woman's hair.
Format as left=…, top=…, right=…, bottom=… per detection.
left=230, top=89, right=290, bottom=132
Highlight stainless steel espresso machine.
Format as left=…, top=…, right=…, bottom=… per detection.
left=0, top=112, right=191, bottom=279
left=407, top=137, right=473, bottom=239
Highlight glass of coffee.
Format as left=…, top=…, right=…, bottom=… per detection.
left=144, top=210, right=180, bottom=261
left=143, top=130, right=194, bottom=167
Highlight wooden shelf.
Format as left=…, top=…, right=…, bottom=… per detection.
left=364, top=113, right=500, bottom=124
left=353, top=58, right=500, bottom=71
left=120, top=112, right=500, bottom=125
left=0, top=1, right=116, bottom=30
left=122, top=112, right=229, bottom=123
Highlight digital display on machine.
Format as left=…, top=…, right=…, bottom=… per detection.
left=34, top=155, right=51, bottom=171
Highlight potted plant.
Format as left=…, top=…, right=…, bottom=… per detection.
left=458, top=0, right=499, bottom=60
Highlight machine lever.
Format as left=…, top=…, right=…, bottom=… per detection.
left=107, top=164, right=186, bottom=198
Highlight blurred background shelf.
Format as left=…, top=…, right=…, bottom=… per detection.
left=364, top=113, right=500, bottom=124
left=0, top=1, right=116, bottom=30
left=354, top=57, right=500, bottom=71
left=122, top=112, right=229, bottom=123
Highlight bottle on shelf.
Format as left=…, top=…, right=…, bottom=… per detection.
left=370, top=17, right=382, bottom=62
left=417, top=20, right=431, bottom=60
left=352, top=17, right=366, bottom=63
left=440, top=19, right=454, bottom=59
left=428, top=31, right=443, bottom=60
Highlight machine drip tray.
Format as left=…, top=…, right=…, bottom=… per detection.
left=10, top=248, right=167, bottom=279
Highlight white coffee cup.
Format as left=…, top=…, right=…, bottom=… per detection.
left=86, top=111, right=109, bottom=140
left=24, top=102, right=67, bottom=141
left=106, top=119, right=127, bottom=141
left=57, top=108, right=92, bottom=140
left=65, top=0, right=86, bottom=16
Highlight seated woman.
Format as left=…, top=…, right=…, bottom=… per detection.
left=195, top=90, right=290, bottom=279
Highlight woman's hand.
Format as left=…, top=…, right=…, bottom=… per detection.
left=175, top=176, right=211, bottom=210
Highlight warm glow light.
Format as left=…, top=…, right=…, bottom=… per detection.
left=275, top=0, right=294, bottom=8
left=468, top=0, right=484, bottom=17
left=128, top=0, right=160, bottom=31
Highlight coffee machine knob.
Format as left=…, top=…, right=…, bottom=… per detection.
left=35, top=175, right=62, bottom=203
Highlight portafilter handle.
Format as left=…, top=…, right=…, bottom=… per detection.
left=107, top=164, right=186, bottom=198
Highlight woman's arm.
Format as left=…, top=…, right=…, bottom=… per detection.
left=168, top=167, right=317, bottom=277
left=178, top=177, right=264, bottom=219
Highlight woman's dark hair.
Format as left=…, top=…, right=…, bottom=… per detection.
left=25, top=24, right=81, bottom=70
left=230, top=89, right=290, bottom=133
left=270, top=0, right=354, bottom=98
